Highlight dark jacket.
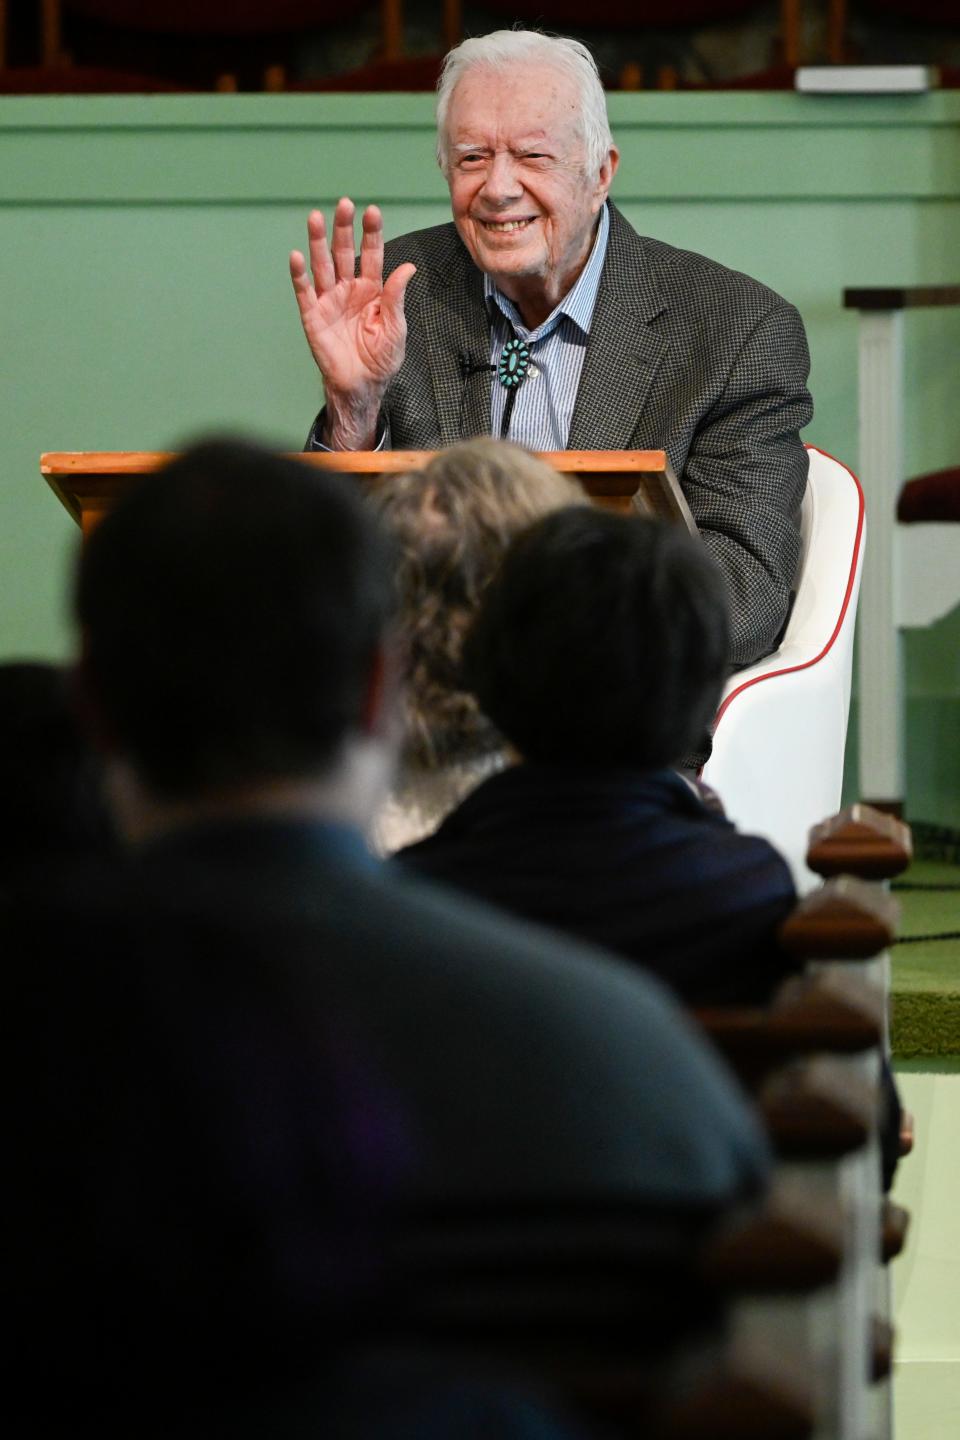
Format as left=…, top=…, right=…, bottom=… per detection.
left=9, top=815, right=769, bottom=1427
left=398, top=765, right=799, bottom=1007
left=309, top=204, right=813, bottom=666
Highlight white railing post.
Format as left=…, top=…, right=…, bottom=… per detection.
left=855, top=308, right=905, bottom=808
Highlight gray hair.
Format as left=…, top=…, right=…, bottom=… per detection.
left=436, top=29, right=614, bottom=179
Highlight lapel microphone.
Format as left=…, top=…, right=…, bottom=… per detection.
left=458, top=352, right=494, bottom=380
left=457, top=352, right=495, bottom=438
left=457, top=335, right=532, bottom=440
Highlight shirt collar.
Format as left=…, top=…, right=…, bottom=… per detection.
left=483, top=201, right=610, bottom=342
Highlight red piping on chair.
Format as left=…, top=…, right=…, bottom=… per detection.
left=711, top=445, right=866, bottom=736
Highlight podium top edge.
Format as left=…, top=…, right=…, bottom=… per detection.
left=41, top=452, right=176, bottom=475
left=41, top=449, right=671, bottom=477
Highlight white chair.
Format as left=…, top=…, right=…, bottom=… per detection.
left=701, top=445, right=866, bottom=892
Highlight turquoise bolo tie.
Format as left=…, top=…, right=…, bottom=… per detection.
left=498, top=336, right=531, bottom=388
left=497, top=336, right=532, bottom=439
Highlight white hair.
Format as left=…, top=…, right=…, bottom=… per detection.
left=436, top=29, right=614, bottom=178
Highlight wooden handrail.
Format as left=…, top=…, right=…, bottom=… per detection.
left=843, top=286, right=960, bottom=311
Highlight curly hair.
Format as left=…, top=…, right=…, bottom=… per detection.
left=368, top=440, right=587, bottom=771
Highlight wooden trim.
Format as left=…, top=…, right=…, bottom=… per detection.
left=40, top=448, right=672, bottom=477
left=42, top=451, right=175, bottom=476
left=871, top=1316, right=895, bottom=1382
left=778, top=876, right=899, bottom=960
left=41, top=450, right=689, bottom=531
left=827, top=0, right=847, bottom=66
left=781, top=0, right=802, bottom=71
left=758, top=1058, right=877, bottom=1158
left=697, top=971, right=884, bottom=1059
left=843, top=285, right=960, bottom=311
left=380, top=0, right=403, bottom=63
left=41, top=0, right=62, bottom=68
left=442, top=0, right=460, bottom=53
left=661, top=1347, right=815, bottom=1440
left=702, top=1188, right=845, bottom=1291
left=881, top=1200, right=910, bottom=1263
left=806, top=804, right=913, bottom=880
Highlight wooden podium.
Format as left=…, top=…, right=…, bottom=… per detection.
left=40, top=449, right=696, bottom=537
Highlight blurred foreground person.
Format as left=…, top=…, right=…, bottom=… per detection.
left=400, top=508, right=799, bottom=1007
left=368, top=438, right=585, bottom=850
left=0, top=660, right=115, bottom=896
left=7, top=441, right=768, bottom=1434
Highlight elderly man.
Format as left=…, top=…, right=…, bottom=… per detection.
left=290, top=29, right=812, bottom=668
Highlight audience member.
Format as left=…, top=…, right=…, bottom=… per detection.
left=399, top=507, right=799, bottom=1007
left=8, top=440, right=769, bottom=1431
left=0, top=659, right=115, bottom=896
left=367, top=438, right=585, bottom=851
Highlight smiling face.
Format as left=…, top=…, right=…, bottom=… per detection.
left=443, top=63, right=618, bottom=327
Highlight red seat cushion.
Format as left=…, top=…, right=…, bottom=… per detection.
left=897, top=468, right=960, bottom=523
left=61, top=2, right=341, bottom=33
left=0, top=65, right=186, bottom=92
left=865, top=0, right=959, bottom=22
left=480, top=1, right=758, bottom=25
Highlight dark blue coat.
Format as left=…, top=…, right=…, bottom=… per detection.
left=398, top=766, right=799, bottom=1007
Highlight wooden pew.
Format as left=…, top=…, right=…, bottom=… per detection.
left=753, top=807, right=910, bottom=1438
left=349, top=807, right=913, bottom=1440
left=687, top=805, right=912, bottom=1440
left=371, top=1193, right=829, bottom=1439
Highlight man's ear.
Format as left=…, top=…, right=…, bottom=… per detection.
left=596, top=145, right=620, bottom=207
left=358, top=638, right=402, bottom=741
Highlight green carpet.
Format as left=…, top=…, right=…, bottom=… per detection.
left=891, top=854, right=960, bottom=1060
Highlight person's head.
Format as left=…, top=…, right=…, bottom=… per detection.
left=367, top=439, right=586, bottom=772
left=436, top=30, right=619, bottom=312
left=463, top=508, right=730, bottom=770
left=0, top=661, right=115, bottom=879
left=74, top=439, right=398, bottom=836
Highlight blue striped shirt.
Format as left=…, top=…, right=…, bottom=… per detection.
left=484, top=202, right=610, bottom=451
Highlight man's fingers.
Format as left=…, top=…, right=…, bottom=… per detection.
left=306, top=210, right=335, bottom=294
left=289, top=251, right=317, bottom=318
left=358, top=205, right=385, bottom=285
left=381, top=263, right=417, bottom=327
left=331, top=197, right=357, bottom=283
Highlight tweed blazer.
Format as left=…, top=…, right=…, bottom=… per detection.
left=308, top=203, right=813, bottom=666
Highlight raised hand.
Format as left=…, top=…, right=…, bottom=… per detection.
left=290, top=199, right=415, bottom=449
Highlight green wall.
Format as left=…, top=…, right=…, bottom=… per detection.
left=1, top=91, right=958, bottom=818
